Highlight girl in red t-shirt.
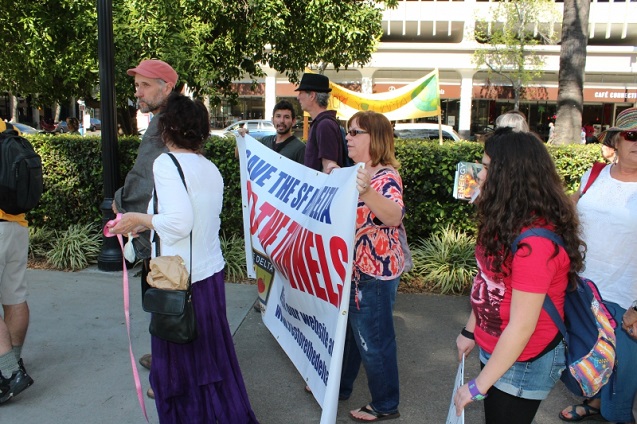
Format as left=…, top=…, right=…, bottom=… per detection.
left=453, top=128, right=585, bottom=424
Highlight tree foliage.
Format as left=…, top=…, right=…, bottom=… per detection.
left=0, top=0, right=396, bottom=128
left=0, top=0, right=99, bottom=107
left=554, top=0, right=590, bottom=145
left=471, top=0, right=560, bottom=110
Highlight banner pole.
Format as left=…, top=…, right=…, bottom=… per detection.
left=438, top=110, right=443, bottom=146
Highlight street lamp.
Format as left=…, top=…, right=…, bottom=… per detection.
left=96, top=0, right=121, bottom=271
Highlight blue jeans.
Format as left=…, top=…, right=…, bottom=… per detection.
left=339, top=273, right=400, bottom=414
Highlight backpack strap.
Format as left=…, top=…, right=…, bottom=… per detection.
left=511, top=228, right=565, bottom=255
left=511, top=228, right=569, bottom=344
left=580, top=162, right=606, bottom=197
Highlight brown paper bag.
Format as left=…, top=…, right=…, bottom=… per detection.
left=147, top=255, right=189, bottom=290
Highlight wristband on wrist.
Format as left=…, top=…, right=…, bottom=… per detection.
left=632, top=300, right=637, bottom=312
left=468, top=379, right=488, bottom=401
left=460, top=327, right=475, bottom=340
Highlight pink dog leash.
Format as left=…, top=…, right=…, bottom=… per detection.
left=104, top=214, right=149, bottom=422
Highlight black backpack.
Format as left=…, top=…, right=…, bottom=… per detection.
left=338, top=125, right=355, bottom=167
left=0, top=129, right=43, bottom=214
left=327, top=116, right=354, bottom=167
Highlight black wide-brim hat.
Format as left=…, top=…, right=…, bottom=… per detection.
left=295, top=73, right=332, bottom=93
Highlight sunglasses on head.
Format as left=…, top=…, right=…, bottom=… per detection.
left=621, top=131, right=637, bottom=142
left=347, top=128, right=368, bottom=137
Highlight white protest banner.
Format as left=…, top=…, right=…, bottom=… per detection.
left=446, top=354, right=465, bottom=424
left=237, top=135, right=358, bottom=424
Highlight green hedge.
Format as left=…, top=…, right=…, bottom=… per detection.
left=24, top=134, right=604, bottom=241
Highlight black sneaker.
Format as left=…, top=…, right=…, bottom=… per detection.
left=17, top=359, right=33, bottom=389
left=0, top=367, right=34, bottom=404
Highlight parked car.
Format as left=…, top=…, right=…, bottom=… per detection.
left=54, top=120, right=68, bottom=133
left=9, top=122, right=39, bottom=135
left=210, top=119, right=276, bottom=141
left=89, top=118, right=101, bottom=131
left=393, top=122, right=461, bottom=142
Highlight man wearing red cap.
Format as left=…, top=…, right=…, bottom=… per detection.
left=112, top=59, right=178, bottom=385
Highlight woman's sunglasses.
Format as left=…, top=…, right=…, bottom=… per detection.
left=621, top=131, right=637, bottom=142
left=347, top=129, right=368, bottom=137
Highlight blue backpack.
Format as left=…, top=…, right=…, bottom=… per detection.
left=511, top=228, right=617, bottom=397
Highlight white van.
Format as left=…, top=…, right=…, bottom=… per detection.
left=394, top=123, right=461, bottom=142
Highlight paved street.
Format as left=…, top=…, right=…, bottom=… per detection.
left=1, top=266, right=577, bottom=423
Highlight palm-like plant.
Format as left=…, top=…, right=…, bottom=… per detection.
left=408, top=226, right=477, bottom=295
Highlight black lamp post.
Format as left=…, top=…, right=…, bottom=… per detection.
left=97, top=0, right=121, bottom=271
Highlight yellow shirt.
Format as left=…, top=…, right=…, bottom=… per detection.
left=0, top=210, right=28, bottom=227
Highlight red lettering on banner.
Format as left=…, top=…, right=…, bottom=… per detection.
left=330, top=237, right=348, bottom=283
left=248, top=181, right=259, bottom=235
left=256, top=200, right=347, bottom=308
left=260, top=209, right=291, bottom=250
left=313, top=233, right=333, bottom=305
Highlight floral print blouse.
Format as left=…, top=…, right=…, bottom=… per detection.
left=354, top=167, right=405, bottom=280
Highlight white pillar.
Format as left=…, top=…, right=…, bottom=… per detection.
left=458, top=69, right=475, bottom=140
left=358, top=68, right=376, bottom=94
left=264, top=68, right=277, bottom=120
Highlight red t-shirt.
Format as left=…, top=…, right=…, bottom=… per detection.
left=471, top=228, right=569, bottom=361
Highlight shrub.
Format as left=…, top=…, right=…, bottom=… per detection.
left=24, top=134, right=605, bottom=257
left=46, top=223, right=102, bottom=271
left=220, top=232, right=248, bottom=282
left=28, top=226, right=55, bottom=260
left=405, top=226, right=477, bottom=295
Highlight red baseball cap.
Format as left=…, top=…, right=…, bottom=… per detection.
left=127, top=59, right=178, bottom=86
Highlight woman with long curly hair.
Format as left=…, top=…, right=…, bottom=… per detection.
left=453, top=128, right=585, bottom=424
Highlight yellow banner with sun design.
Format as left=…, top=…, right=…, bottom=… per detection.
left=324, top=69, right=441, bottom=121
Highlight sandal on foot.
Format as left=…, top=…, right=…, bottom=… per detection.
left=558, top=400, right=601, bottom=422
left=349, top=405, right=400, bottom=422
left=138, top=353, right=152, bottom=370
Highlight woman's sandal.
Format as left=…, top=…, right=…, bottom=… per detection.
left=349, top=405, right=400, bottom=422
left=558, top=400, right=602, bottom=422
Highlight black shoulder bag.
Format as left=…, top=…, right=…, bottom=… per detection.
left=142, top=153, right=197, bottom=344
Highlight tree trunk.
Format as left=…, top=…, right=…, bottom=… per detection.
left=8, top=93, right=17, bottom=122
left=554, top=0, right=590, bottom=145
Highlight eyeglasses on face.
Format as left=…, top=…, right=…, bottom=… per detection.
left=347, top=129, right=368, bottom=137
left=620, top=131, right=637, bottom=142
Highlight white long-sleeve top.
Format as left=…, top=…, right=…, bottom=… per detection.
left=149, top=152, right=225, bottom=283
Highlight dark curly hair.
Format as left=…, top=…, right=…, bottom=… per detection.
left=158, top=92, right=210, bottom=152
left=477, top=127, right=585, bottom=289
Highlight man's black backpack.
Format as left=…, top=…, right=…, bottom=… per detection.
left=0, top=128, right=43, bottom=214
left=328, top=116, right=354, bottom=167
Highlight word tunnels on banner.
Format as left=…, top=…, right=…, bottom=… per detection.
left=247, top=182, right=348, bottom=310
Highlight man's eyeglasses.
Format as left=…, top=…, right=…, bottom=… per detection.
left=620, top=131, right=637, bottom=142
left=347, top=129, right=368, bottom=137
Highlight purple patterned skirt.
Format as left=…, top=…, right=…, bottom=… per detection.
left=149, top=271, right=259, bottom=424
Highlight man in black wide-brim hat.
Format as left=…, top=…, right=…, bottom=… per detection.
left=295, top=73, right=346, bottom=173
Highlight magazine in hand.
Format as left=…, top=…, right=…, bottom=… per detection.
left=453, top=161, right=483, bottom=202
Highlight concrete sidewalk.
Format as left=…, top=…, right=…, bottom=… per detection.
left=2, top=267, right=576, bottom=423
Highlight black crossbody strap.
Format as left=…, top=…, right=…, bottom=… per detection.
left=152, top=152, right=193, bottom=289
